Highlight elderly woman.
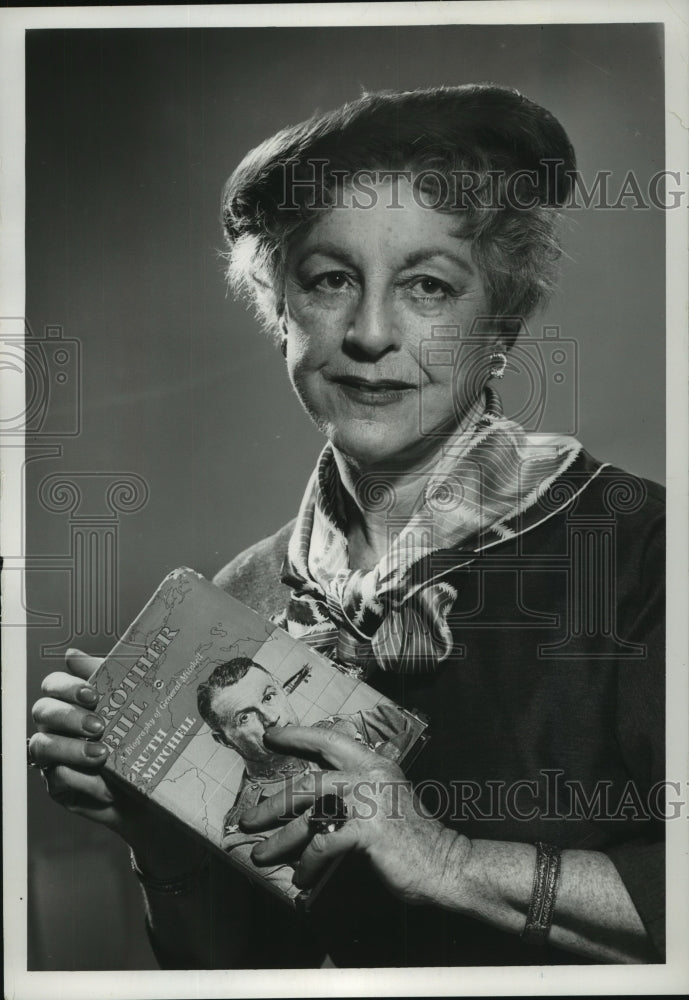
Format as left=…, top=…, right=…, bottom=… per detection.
left=29, top=85, right=664, bottom=968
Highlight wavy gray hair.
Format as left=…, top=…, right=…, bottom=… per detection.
left=221, top=85, right=576, bottom=347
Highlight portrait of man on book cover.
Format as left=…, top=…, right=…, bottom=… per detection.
left=196, top=656, right=418, bottom=897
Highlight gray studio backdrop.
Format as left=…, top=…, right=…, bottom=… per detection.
left=25, top=24, right=664, bottom=969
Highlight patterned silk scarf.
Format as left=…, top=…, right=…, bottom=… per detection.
left=274, top=389, right=581, bottom=676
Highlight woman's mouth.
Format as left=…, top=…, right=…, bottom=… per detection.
left=330, top=374, right=416, bottom=405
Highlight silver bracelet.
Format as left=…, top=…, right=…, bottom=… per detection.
left=129, top=847, right=208, bottom=896
left=521, top=841, right=562, bottom=945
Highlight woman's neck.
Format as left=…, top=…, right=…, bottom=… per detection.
left=331, top=393, right=490, bottom=571
left=333, top=462, right=419, bottom=570
left=333, top=444, right=460, bottom=571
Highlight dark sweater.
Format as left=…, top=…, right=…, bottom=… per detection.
left=161, top=450, right=665, bottom=967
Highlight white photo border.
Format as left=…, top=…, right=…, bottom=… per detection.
left=2, top=2, right=688, bottom=997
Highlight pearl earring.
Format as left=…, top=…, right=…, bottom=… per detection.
left=490, top=351, right=507, bottom=379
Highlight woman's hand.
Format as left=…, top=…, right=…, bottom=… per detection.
left=240, top=727, right=654, bottom=962
left=29, top=649, right=126, bottom=830
left=239, top=724, right=469, bottom=905
left=30, top=648, right=203, bottom=876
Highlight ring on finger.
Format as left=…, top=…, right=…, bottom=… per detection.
left=307, top=792, right=348, bottom=835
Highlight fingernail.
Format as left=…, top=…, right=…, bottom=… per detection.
left=83, top=715, right=104, bottom=735
left=77, top=686, right=98, bottom=707
left=84, top=741, right=107, bottom=757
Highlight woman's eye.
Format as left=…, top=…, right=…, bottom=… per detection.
left=410, top=277, right=449, bottom=299
left=313, top=271, right=351, bottom=292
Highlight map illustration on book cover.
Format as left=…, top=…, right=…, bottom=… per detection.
left=91, top=568, right=428, bottom=908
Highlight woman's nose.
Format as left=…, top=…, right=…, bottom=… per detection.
left=344, top=289, right=400, bottom=357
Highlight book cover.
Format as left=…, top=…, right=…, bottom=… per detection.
left=91, top=567, right=428, bottom=908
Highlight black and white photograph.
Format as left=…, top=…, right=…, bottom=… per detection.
left=2, top=2, right=688, bottom=997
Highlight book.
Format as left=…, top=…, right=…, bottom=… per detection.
left=91, top=567, right=428, bottom=909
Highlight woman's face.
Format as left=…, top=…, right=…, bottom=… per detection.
left=282, top=178, right=500, bottom=471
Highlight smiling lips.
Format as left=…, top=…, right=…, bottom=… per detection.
left=329, top=373, right=416, bottom=404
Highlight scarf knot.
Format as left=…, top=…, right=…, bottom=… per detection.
left=274, top=389, right=581, bottom=676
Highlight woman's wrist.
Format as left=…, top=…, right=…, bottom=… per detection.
left=451, top=839, right=537, bottom=930
left=420, top=825, right=474, bottom=910
left=423, top=833, right=538, bottom=932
